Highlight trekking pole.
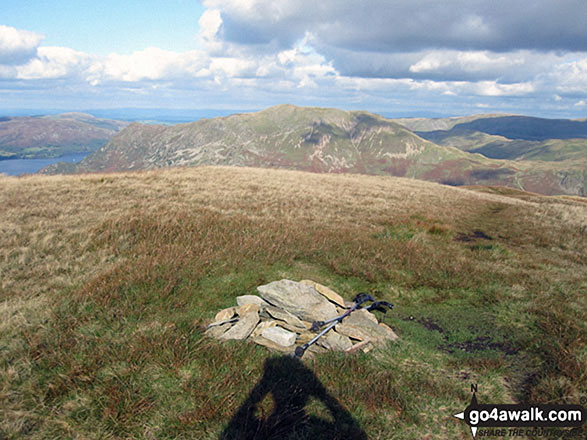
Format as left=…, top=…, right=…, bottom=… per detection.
left=293, top=293, right=393, bottom=358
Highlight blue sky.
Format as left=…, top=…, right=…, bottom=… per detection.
left=1, top=0, right=586, bottom=118
left=2, top=1, right=204, bottom=55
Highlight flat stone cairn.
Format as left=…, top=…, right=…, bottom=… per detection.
left=205, top=279, right=398, bottom=356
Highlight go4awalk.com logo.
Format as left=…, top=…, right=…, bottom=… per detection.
left=453, top=386, right=586, bottom=438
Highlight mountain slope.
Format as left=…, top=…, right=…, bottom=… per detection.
left=0, top=113, right=128, bottom=159
left=59, top=105, right=469, bottom=174
left=45, top=105, right=586, bottom=196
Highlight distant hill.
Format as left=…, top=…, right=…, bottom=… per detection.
left=0, top=113, right=128, bottom=160
left=394, top=114, right=587, bottom=162
left=393, top=114, right=507, bottom=132
left=451, top=115, right=587, bottom=141
left=43, top=105, right=586, bottom=196
left=395, top=114, right=587, bottom=140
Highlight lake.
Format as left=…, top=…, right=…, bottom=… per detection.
left=0, top=152, right=89, bottom=176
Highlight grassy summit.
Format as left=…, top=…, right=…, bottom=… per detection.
left=1, top=166, right=585, bottom=439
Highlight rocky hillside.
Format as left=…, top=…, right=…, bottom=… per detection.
left=44, top=105, right=586, bottom=196
left=0, top=113, right=128, bottom=159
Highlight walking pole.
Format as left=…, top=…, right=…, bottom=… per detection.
left=293, top=293, right=393, bottom=358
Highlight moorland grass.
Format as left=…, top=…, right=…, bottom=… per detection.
left=1, top=166, right=585, bottom=439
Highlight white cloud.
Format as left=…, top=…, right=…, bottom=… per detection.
left=0, top=25, right=44, bottom=65
left=199, top=9, right=223, bottom=41
left=95, top=47, right=206, bottom=82
left=475, top=81, right=535, bottom=97
left=203, top=0, right=587, bottom=53
left=548, top=58, right=587, bottom=96
left=2, top=2, right=586, bottom=117
left=16, top=46, right=92, bottom=80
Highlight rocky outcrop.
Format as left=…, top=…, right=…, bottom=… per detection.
left=205, top=279, right=398, bottom=356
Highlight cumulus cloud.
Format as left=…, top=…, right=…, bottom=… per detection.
left=203, top=0, right=587, bottom=53
left=195, top=1, right=587, bottom=99
left=16, top=46, right=93, bottom=80
left=94, top=47, right=207, bottom=83
left=0, top=25, right=44, bottom=65
left=2, top=1, right=586, bottom=116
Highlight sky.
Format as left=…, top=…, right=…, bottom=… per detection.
left=1, top=0, right=586, bottom=118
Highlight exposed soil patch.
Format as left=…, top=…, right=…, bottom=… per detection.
left=441, top=336, right=519, bottom=356
left=402, top=316, right=445, bottom=333
left=406, top=316, right=519, bottom=356
left=454, top=229, right=493, bottom=242
left=417, top=317, right=444, bottom=333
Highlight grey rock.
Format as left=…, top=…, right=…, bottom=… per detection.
left=264, top=305, right=307, bottom=329
left=261, top=326, right=297, bottom=347
left=236, top=303, right=260, bottom=316
left=214, top=307, right=236, bottom=322
left=220, top=310, right=260, bottom=341
left=252, top=336, right=295, bottom=354
left=335, top=310, right=397, bottom=344
left=317, top=331, right=353, bottom=352
left=250, top=320, right=278, bottom=339
left=236, top=295, right=269, bottom=307
left=257, top=279, right=338, bottom=322
left=204, top=322, right=234, bottom=339
left=378, top=322, right=399, bottom=341
left=300, top=280, right=347, bottom=308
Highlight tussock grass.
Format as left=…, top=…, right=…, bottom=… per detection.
left=1, top=166, right=585, bottom=439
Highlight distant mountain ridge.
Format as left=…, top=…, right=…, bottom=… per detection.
left=0, top=113, right=128, bottom=160
left=43, top=105, right=586, bottom=196
left=398, top=113, right=587, bottom=163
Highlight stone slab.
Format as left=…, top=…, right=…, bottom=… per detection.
left=215, top=307, right=236, bottom=322
left=236, top=295, right=269, bottom=307
left=257, top=279, right=338, bottom=322
left=205, top=322, right=233, bottom=339
left=335, top=310, right=396, bottom=344
left=251, top=336, right=295, bottom=354
left=237, top=303, right=260, bottom=316
left=261, top=326, right=297, bottom=347
left=317, top=331, right=353, bottom=352
left=300, top=280, right=347, bottom=308
left=264, top=305, right=307, bottom=329
left=220, top=311, right=259, bottom=341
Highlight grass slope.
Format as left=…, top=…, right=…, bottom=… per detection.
left=1, top=167, right=586, bottom=439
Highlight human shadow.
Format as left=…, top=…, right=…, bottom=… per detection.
left=219, top=355, right=368, bottom=440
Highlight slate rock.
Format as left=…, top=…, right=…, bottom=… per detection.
left=205, top=322, right=234, bottom=339
left=336, top=310, right=397, bottom=344
left=220, top=310, right=260, bottom=341
left=236, top=295, right=269, bottom=307
left=261, top=326, right=297, bottom=347
left=257, top=279, right=338, bottom=322
left=300, top=280, right=347, bottom=308
left=264, top=305, right=307, bottom=329
left=317, top=331, right=353, bottom=352
left=237, top=303, right=260, bottom=316
left=378, top=322, right=399, bottom=341
left=252, top=336, right=295, bottom=354
left=215, top=307, right=236, bottom=322
left=250, top=320, right=278, bottom=339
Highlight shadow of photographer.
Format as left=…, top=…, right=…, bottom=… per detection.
left=219, top=355, right=368, bottom=440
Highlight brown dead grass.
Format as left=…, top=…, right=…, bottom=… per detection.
left=1, top=166, right=583, bottom=299
left=1, top=166, right=585, bottom=439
